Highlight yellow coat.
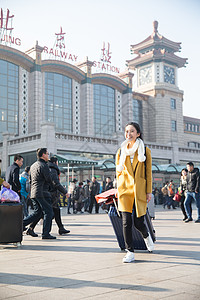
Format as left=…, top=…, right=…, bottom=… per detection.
left=116, top=146, right=152, bottom=217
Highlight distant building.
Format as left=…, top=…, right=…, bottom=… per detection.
left=0, top=21, right=199, bottom=186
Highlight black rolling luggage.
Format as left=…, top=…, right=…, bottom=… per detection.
left=108, top=206, right=156, bottom=251
left=0, top=202, right=23, bottom=245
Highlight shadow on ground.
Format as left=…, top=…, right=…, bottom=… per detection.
left=0, top=272, right=169, bottom=292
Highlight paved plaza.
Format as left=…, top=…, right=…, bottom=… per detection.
left=0, top=205, right=200, bottom=299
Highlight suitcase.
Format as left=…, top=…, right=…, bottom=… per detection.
left=147, top=194, right=155, bottom=219
left=0, top=202, right=23, bottom=245
left=108, top=206, right=156, bottom=251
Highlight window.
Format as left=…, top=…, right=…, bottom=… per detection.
left=93, top=84, right=115, bottom=137
left=45, top=72, right=72, bottom=132
left=171, top=120, right=177, bottom=131
left=0, top=60, right=19, bottom=140
left=188, top=142, right=200, bottom=149
left=132, top=99, right=143, bottom=130
left=171, top=98, right=176, bottom=109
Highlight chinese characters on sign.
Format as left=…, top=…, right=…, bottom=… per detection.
left=101, top=42, right=111, bottom=63
left=0, top=9, right=119, bottom=74
left=55, top=26, right=65, bottom=49
left=93, top=42, right=120, bottom=74
left=0, top=8, right=21, bottom=46
left=0, top=8, right=14, bottom=30
left=43, top=26, right=78, bottom=62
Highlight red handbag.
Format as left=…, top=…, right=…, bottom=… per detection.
left=95, top=188, right=118, bottom=204
left=173, top=192, right=181, bottom=202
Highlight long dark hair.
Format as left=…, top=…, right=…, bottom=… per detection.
left=125, top=122, right=143, bottom=140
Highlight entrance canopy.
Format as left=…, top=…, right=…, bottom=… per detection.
left=55, top=154, right=98, bottom=167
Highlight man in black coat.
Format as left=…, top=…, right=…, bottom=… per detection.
left=89, top=176, right=100, bottom=213
left=6, top=154, right=23, bottom=195
left=26, top=156, right=70, bottom=236
left=48, top=157, right=70, bottom=234
left=184, top=162, right=200, bottom=223
left=23, top=148, right=56, bottom=239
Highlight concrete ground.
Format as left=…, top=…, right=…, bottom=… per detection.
left=0, top=205, right=200, bottom=299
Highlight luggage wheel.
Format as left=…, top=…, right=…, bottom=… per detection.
left=13, top=242, right=22, bottom=248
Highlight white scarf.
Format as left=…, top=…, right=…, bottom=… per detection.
left=116, top=138, right=146, bottom=172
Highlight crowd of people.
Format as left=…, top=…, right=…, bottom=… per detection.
left=160, top=162, right=200, bottom=223
left=0, top=144, right=199, bottom=250
left=1, top=150, right=116, bottom=239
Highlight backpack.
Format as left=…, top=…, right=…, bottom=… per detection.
left=72, top=187, right=80, bottom=201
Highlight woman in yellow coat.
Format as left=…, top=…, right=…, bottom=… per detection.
left=116, top=122, right=154, bottom=263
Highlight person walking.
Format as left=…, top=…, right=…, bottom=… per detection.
left=161, top=182, right=169, bottom=208
left=167, top=180, right=176, bottom=209
left=83, top=179, right=90, bottom=212
left=23, top=148, right=56, bottom=239
left=89, top=176, right=100, bottom=214
left=180, top=168, right=192, bottom=221
left=6, top=154, right=23, bottom=195
left=25, top=157, right=70, bottom=236
left=116, top=122, right=154, bottom=263
left=67, top=179, right=77, bottom=214
left=19, top=166, right=30, bottom=217
left=184, top=162, right=200, bottom=223
left=75, top=182, right=85, bottom=213
left=48, top=157, right=70, bottom=234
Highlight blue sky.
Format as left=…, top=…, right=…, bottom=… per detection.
left=1, top=0, right=200, bottom=118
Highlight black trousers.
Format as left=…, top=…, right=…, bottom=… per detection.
left=23, top=197, right=53, bottom=237
left=89, top=194, right=99, bottom=213
left=30, top=205, right=64, bottom=231
left=121, top=203, right=148, bottom=252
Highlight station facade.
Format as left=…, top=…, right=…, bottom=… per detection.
left=0, top=21, right=200, bottom=188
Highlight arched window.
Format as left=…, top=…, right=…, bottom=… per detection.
left=45, top=72, right=72, bottom=132
left=93, top=84, right=115, bottom=137
left=0, top=60, right=19, bottom=140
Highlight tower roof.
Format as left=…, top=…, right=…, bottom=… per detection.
left=128, top=21, right=188, bottom=69
left=131, top=21, right=181, bottom=54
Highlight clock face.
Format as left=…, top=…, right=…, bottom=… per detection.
left=164, top=66, right=175, bottom=84
left=139, top=66, right=152, bottom=85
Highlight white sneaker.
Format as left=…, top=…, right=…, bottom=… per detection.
left=122, top=250, right=135, bottom=263
left=144, top=234, right=154, bottom=252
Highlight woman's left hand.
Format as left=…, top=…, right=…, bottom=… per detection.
left=147, top=193, right=152, bottom=203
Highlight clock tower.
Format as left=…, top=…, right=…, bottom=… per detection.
left=127, top=21, right=188, bottom=148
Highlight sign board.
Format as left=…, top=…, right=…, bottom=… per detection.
left=0, top=8, right=21, bottom=47
left=43, top=26, right=78, bottom=63
left=93, top=42, right=120, bottom=74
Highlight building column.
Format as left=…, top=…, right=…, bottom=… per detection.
left=2, top=132, right=13, bottom=173
left=41, top=122, right=56, bottom=155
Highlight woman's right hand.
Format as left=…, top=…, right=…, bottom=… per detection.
left=3, top=181, right=10, bottom=189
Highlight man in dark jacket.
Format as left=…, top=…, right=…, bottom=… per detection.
left=184, top=162, right=200, bottom=223
left=26, top=157, right=70, bottom=236
left=23, top=148, right=56, bottom=239
left=83, top=179, right=90, bottom=212
left=6, top=154, right=23, bottom=195
left=89, top=176, right=100, bottom=213
left=48, top=157, right=70, bottom=234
